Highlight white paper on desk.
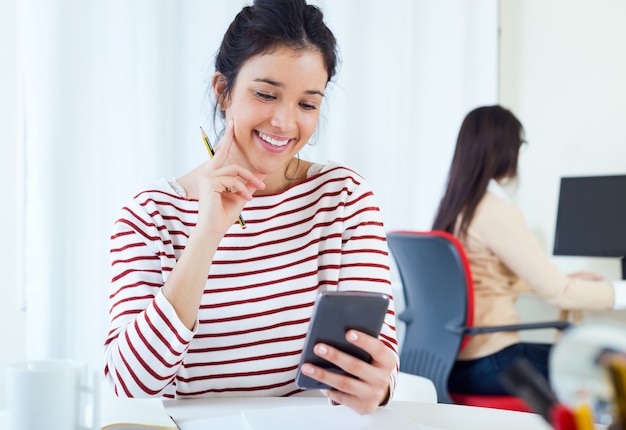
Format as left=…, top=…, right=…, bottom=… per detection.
left=241, top=404, right=444, bottom=430
left=176, top=405, right=444, bottom=430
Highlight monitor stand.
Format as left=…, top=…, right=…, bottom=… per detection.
left=622, top=256, right=626, bottom=280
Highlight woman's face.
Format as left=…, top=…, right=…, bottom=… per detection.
left=217, top=45, right=328, bottom=177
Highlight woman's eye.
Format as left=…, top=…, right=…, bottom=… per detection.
left=255, top=92, right=275, bottom=101
left=300, top=102, right=317, bottom=111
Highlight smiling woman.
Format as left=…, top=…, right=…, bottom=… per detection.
left=103, top=0, right=400, bottom=416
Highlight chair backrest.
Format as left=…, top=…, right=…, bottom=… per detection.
left=387, top=230, right=474, bottom=404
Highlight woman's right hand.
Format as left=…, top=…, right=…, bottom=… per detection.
left=196, top=120, right=265, bottom=234
left=162, top=121, right=265, bottom=329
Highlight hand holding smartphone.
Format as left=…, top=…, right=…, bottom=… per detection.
left=295, top=291, right=390, bottom=390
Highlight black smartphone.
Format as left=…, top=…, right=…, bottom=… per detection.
left=295, top=290, right=390, bottom=390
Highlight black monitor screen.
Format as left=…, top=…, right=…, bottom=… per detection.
left=553, top=175, right=626, bottom=257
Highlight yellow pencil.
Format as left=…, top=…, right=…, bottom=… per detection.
left=607, top=357, right=626, bottom=430
left=199, top=127, right=246, bottom=229
left=573, top=403, right=594, bottom=430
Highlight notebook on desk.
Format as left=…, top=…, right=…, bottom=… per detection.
left=99, top=388, right=178, bottom=430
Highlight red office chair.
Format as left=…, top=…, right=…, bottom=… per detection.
left=386, top=230, right=571, bottom=412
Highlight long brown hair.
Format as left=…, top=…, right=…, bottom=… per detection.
left=432, top=105, right=525, bottom=237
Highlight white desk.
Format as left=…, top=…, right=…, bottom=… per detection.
left=163, top=396, right=553, bottom=430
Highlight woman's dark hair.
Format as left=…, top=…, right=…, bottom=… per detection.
left=213, top=0, right=338, bottom=119
left=432, top=105, right=525, bottom=237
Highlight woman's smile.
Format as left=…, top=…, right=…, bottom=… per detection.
left=256, top=130, right=294, bottom=153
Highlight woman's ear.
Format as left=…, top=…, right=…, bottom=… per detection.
left=212, top=73, right=228, bottom=109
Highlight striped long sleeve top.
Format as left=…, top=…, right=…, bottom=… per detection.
left=104, top=162, right=398, bottom=399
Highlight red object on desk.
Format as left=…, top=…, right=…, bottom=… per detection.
left=551, top=404, right=577, bottom=430
left=450, top=393, right=532, bottom=413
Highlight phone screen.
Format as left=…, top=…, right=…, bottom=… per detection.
left=295, top=291, right=390, bottom=390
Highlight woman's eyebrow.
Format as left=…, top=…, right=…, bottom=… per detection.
left=254, top=78, right=324, bottom=97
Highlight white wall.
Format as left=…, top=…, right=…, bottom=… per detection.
left=302, top=1, right=500, bottom=231
left=500, top=1, right=626, bottom=339
left=0, top=0, right=25, bottom=411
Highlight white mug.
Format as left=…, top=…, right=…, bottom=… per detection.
left=6, top=359, right=100, bottom=430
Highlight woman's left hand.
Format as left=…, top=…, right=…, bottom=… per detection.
left=299, top=330, right=396, bottom=415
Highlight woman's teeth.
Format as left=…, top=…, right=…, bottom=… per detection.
left=258, top=131, right=289, bottom=147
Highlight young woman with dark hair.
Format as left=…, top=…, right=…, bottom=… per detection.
left=433, top=105, right=626, bottom=395
left=104, top=0, right=398, bottom=415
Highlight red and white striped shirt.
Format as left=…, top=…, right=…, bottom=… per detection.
left=104, top=162, right=398, bottom=399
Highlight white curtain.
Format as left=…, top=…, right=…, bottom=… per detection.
left=18, top=0, right=498, bottom=375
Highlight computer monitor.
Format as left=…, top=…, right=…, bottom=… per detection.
left=553, top=175, right=626, bottom=279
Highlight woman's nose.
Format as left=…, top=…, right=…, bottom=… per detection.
left=270, top=103, right=296, bottom=131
